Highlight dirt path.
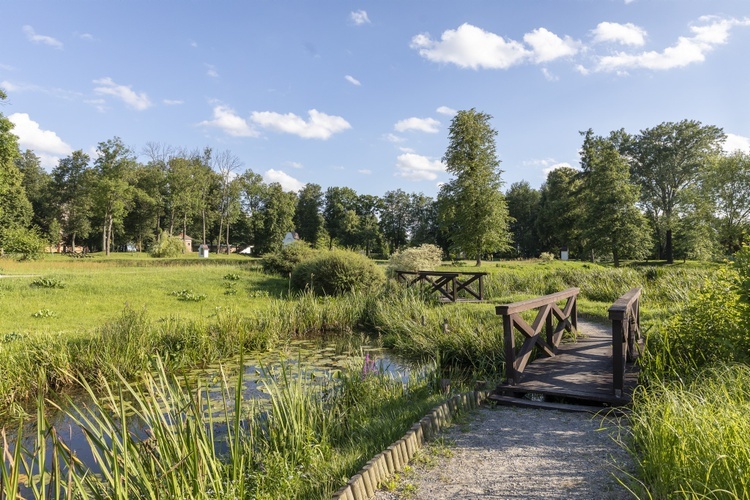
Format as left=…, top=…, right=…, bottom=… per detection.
left=375, top=319, right=636, bottom=499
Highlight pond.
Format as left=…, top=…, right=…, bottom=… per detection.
left=4, top=338, right=420, bottom=495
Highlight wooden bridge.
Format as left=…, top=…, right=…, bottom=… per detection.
left=489, top=287, right=642, bottom=411
left=395, top=270, right=488, bottom=303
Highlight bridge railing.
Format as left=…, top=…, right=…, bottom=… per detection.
left=495, top=288, right=580, bottom=384
left=395, top=270, right=488, bottom=302
left=608, top=287, right=642, bottom=398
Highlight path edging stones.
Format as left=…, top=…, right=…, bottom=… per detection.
left=331, top=390, right=490, bottom=500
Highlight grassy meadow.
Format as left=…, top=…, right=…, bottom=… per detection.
left=2, top=250, right=746, bottom=498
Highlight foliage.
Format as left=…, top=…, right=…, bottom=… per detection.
left=1, top=226, right=47, bottom=260
left=439, top=109, right=511, bottom=265
left=505, top=181, right=541, bottom=258
left=295, top=183, right=326, bottom=247
left=626, top=364, right=750, bottom=499
left=30, top=277, right=66, bottom=289
left=290, top=249, right=384, bottom=296
left=51, top=150, right=93, bottom=248
left=170, top=289, right=207, bottom=301
left=149, top=231, right=186, bottom=257
left=261, top=240, right=319, bottom=276
left=536, top=166, right=583, bottom=256
left=703, top=150, right=750, bottom=254
left=539, top=252, right=555, bottom=262
left=0, top=92, right=33, bottom=236
left=579, top=130, right=652, bottom=266
left=386, top=244, right=443, bottom=277
left=623, top=120, right=725, bottom=263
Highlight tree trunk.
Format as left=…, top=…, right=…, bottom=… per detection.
left=665, top=228, right=674, bottom=264
left=225, top=223, right=230, bottom=254
left=217, top=217, right=224, bottom=256
left=107, top=216, right=114, bottom=255
left=202, top=208, right=206, bottom=244
left=71, top=232, right=76, bottom=251
left=102, top=220, right=108, bottom=256
left=613, top=247, right=620, bottom=268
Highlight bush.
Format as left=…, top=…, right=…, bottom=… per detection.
left=290, top=249, right=384, bottom=296
left=1, top=226, right=46, bottom=260
left=386, top=244, right=443, bottom=277
left=539, top=251, right=555, bottom=262
left=261, top=241, right=319, bottom=276
left=150, top=232, right=186, bottom=258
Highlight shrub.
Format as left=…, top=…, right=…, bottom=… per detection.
left=290, top=249, right=384, bottom=296
left=150, top=231, right=186, bottom=258
left=1, top=226, right=46, bottom=260
left=261, top=241, right=319, bottom=276
left=386, top=244, right=443, bottom=277
left=539, top=251, right=555, bottom=262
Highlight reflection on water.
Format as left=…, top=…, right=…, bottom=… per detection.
left=5, top=338, right=417, bottom=492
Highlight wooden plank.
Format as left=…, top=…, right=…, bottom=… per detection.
left=496, top=288, right=580, bottom=316
left=487, top=394, right=626, bottom=415
left=608, top=288, right=642, bottom=320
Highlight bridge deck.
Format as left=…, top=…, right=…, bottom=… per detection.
left=495, top=319, right=639, bottom=405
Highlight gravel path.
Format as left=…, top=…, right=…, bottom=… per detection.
left=375, top=318, right=636, bottom=500
left=375, top=406, right=634, bottom=499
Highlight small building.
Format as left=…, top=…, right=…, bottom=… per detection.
left=282, top=231, right=300, bottom=246
left=177, top=233, right=193, bottom=253
left=198, top=244, right=210, bottom=258
left=239, top=245, right=254, bottom=255
left=560, top=246, right=569, bottom=261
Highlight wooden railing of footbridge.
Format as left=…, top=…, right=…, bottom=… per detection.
left=608, top=287, right=642, bottom=398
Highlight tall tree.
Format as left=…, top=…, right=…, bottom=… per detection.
left=536, top=166, right=583, bottom=256
left=92, top=137, right=137, bottom=255
left=439, top=109, right=510, bottom=265
left=579, top=130, right=651, bottom=267
left=0, top=89, right=33, bottom=241
left=214, top=150, right=242, bottom=253
left=379, top=189, right=410, bottom=254
left=505, top=181, right=541, bottom=258
left=703, top=151, right=750, bottom=254
left=52, top=150, right=92, bottom=249
left=624, top=120, right=725, bottom=263
left=408, top=193, right=439, bottom=247
left=16, top=149, right=54, bottom=233
left=323, top=186, right=359, bottom=249
left=294, top=183, right=325, bottom=247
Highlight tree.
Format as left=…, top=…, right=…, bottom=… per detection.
left=16, top=150, right=53, bottom=233
left=294, top=183, right=325, bottom=247
left=579, top=130, right=651, bottom=267
left=505, top=181, right=541, bottom=257
left=213, top=150, right=242, bottom=253
left=323, top=186, right=359, bottom=249
left=52, top=150, right=92, bottom=249
left=439, top=109, right=510, bottom=265
left=624, top=120, right=725, bottom=263
left=407, top=193, right=439, bottom=247
left=379, top=189, right=410, bottom=254
left=91, top=137, right=137, bottom=255
left=0, top=89, right=33, bottom=242
left=703, top=151, right=750, bottom=254
left=536, top=166, right=583, bottom=256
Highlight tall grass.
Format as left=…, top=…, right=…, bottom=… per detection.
left=626, top=364, right=750, bottom=498
left=1, top=353, right=443, bottom=499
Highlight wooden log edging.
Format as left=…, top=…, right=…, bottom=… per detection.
left=331, top=390, right=491, bottom=500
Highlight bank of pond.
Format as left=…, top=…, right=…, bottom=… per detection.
left=2, top=256, right=748, bottom=498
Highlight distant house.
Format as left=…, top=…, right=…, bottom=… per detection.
left=176, top=233, right=193, bottom=253
left=282, top=231, right=300, bottom=246
left=239, top=245, right=254, bottom=255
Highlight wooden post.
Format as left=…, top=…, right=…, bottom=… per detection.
left=612, top=318, right=625, bottom=398
left=503, top=314, right=516, bottom=384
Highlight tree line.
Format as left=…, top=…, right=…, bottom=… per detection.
left=1, top=92, right=748, bottom=265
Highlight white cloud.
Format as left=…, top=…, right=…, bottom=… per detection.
left=0, top=64, right=15, bottom=72
left=284, top=161, right=303, bottom=169
left=395, top=153, right=445, bottom=181
left=436, top=106, right=457, bottom=116
left=251, top=109, right=351, bottom=139
left=93, top=77, right=152, bottom=110
left=263, top=169, right=305, bottom=192
left=524, top=28, right=581, bottom=63
left=399, top=147, right=415, bottom=154
left=594, top=16, right=750, bottom=72
left=543, top=162, right=575, bottom=175
left=592, top=22, right=647, bottom=46
left=351, top=10, right=370, bottom=26
left=206, top=64, right=219, bottom=78
left=23, top=25, right=63, bottom=49
left=8, top=113, right=73, bottom=168
left=163, top=99, right=184, bottom=105
left=77, top=32, right=94, bottom=41
left=190, top=41, right=198, bottom=48
left=384, top=133, right=405, bottom=143
left=541, top=68, right=559, bottom=81
left=345, top=75, right=361, bottom=86
left=724, top=133, right=750, bottom=154
left=411, top=23, right=530, bottom=70
left=199, top=104, right=259, bottom=137
left=394, top=117, right=440, bottom=133
left=358, top=169, right=372, bottom=175
left=2, top=80, right=82, bottom=100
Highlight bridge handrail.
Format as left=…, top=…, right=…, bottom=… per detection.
left=608, top=287, right=642, bottom=398
left=496, top=288, right=580, bottom=384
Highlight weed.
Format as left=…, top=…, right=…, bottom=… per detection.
left=29, top=277, right=65, bottom=289
left=170, top=289, right=207, bottom=302
left=32, top=309, right=57, bottom=318
left=223, top=272, right=241, bottom=281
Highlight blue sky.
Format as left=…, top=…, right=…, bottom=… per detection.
left=2, top=0, right=749, bottom=197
